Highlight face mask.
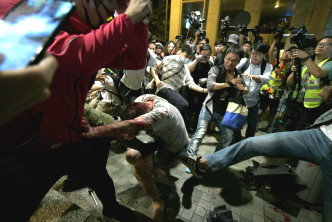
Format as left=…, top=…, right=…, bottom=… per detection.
left=181, top=57, right=191, bottom=64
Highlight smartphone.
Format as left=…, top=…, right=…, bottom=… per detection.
left=0, top=0, right=75, bottom=70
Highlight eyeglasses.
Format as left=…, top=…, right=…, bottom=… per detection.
left=225, top=57, right=239, bottom=64
left=317, top=42, right=332, bottom=47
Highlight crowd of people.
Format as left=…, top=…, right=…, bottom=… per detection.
left=1, top=0, right=332, bottom=221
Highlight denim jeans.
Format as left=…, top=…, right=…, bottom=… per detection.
left=187, top=106, right=233, bottom=155
left=205, top=128, right=332, bottom=222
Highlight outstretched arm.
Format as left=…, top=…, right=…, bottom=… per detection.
left=82, top=117, right=151, bottom=140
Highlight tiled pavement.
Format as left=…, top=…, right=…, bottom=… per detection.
left=30, top=127, right=323, bottom=222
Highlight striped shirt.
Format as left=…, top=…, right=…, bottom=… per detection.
left=155, top=55, right=196, bottom=93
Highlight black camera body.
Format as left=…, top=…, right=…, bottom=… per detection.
left=289, top=26, right=315, bottom=49
left=198, top=30, right=206, bottom=38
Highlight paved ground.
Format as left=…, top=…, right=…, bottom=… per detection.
left=29, top=125, right=323, bottom=222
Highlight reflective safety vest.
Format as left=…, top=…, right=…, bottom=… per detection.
left=292, top=58, right=331, bottom=108
left=260, top=63, right=289, bottom=95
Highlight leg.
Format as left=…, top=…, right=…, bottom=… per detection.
left=245, top=104, right=259, bottom=138
left=201, top=129, right=329, bottom=172
left=0, top=151, right=63, bottom=221
left=157, top=89, right=189, bottom=120
left=126, top=149, right=164, bottom=221
left=213, top=112, right=233, bottom=150
left=73, top=138, right=136, bottom=221
left=186, top=106, right=211, bottom=155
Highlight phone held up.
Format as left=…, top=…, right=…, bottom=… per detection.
left=0, top=0, right=76, bottom=71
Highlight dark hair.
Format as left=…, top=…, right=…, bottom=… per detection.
left=225, top=45, right=244, bottom=58
left=148, top=42, right=156, bottom=47
left=181, top=43, right=196, bottom=57
left=163, top=40, right=176, bottom=56
left=214, top=40, right=226, bottom=46
left=286, top=46, right=297, bottom=52
left=319, top=36, right=332, bottom=42
left=243, top=40, right=252, bottom=46
left=252, top=42, right=268, bottom=54
left=199, top=43, right=212, bottom=52
left=198, top=36, right=210, bottom=44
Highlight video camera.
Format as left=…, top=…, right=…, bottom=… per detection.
left=189, top=11, right=205, bottom=30
left=289, top=26, right=315, bottom=49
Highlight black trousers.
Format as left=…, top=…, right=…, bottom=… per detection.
left=0, top=138, right=115, bottom=221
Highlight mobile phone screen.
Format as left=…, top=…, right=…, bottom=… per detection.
left=0, top=0, right=75, bottom=70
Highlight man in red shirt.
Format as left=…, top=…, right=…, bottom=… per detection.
left=0, top=0, right=151, bottom=221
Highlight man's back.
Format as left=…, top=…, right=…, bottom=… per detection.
left=135, top=94, right=189, bottom=152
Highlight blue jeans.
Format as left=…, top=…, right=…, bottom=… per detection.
left=205, top=129, right=332, bottom=222
left=187, top=106, right=233, bottom=155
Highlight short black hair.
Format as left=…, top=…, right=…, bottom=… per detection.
left=319, top=36, right=332, bottom=42
left=199, top=44, right=212, bottom=52
left=214, top=40, right=226, bottom=46
left=252, top=42, right=268, bottom=54
left=181, top=43, right=196, bottom=56
left=225, top=45, right=244, bottom=59
left=243, top=40, right=252, bottom=46
left=198, top=36, right=210, bottom=44
left=286, top=46, right=298, bottom=52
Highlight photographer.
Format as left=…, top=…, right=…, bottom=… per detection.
left=286, top=36, right=332, bottom=130
left=186, top=44, right=213, bottom=133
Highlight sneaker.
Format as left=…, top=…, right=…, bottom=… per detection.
left=185, top=167, right=191, bottom=173
left=179, top=152, right=204, bottom=179
left=103, top=202, right=137, bottom=222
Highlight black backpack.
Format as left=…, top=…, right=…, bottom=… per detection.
left=206, top=205, right=237, bottom=222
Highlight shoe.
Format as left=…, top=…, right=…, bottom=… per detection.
left=103, top=202, right=137, bottom=222
left=185, top=167, right=191, bottom=174
left=179, top=151, right=204, bottom=179
left=62, top=178, right=87, bottom=192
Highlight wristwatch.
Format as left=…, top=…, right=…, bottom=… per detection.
left=302, top=56, right=311, bottom=63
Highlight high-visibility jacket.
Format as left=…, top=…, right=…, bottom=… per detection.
left=292, top=58, right=331, bottom=108
left=260, top=63, right=289, bottom=95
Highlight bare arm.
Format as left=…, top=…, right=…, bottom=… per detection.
left=83, top=117, right=151, bottom=140
left=0, top=53, right=58, bottom=126
left=293, top=50, right=328, bottom=78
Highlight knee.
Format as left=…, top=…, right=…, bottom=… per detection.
left=125, top=149, right=141, bottom=165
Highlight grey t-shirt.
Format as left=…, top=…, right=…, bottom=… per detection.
left=135, top=94, right=189, bottom=153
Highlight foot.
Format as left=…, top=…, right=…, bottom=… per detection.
left=179, top=152, right=205, bottom=179
left=152, top=201, right=164, bottom=222
left=103, top=202, right=137, bottom=222
left=62, top=178, right=86, bottom=192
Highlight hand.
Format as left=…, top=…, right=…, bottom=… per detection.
left=292, top=49, right=309, bottom=59
left=125, top=0, right=152, bottom=24
left=146, top=81, right=154, bottom=90
left=274, top=68, right=281, bottom=76
left=243, top=74, right=252, bottom=81
left=319, top=86, right=332, bottom=104
left=198, top=78, right=207, bottom=86
left=236, top=83, right=245, bottom=91
left=95, top=72, right=109, bottom=85
left=156, top=81, right=164, bottom=88
left=89, top=90, right=100, bottom=99
left=231, top=77, right=243, bottom=85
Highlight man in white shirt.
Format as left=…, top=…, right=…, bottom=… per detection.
left=120, top=48, right=161, bottom=104
left=83, top=94, right=189, bottom=222
left=235, top=43, right=272, bottom=140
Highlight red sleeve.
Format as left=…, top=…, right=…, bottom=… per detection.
left=0, top=0, right=20, bottom=19
left=49, top=14, right=148, bottom=76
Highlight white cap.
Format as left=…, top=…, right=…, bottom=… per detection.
left=227, top=34, right=239, bottom=45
